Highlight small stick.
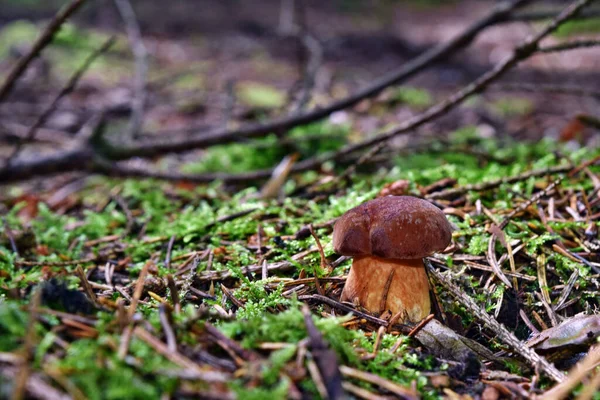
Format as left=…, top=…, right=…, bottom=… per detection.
left=298, top=294, right=388, bottom=327
left=221, top=285, right=245, bottom=309
left=117, top=324, right=135, bottom=360
left=75, top=265, right=99, bottom=308
left=372, top=326, right=386, bottom=356
left=166, top=274, right=180, bottom=313
left=165, top=235, right=176, bottom=269
left=306, top=358, right=329, bottom=399
left=428, top=166, right=570, bottom=200
left=134, top=327, right=207, bottom=372
left=378, top=269, right=395, bottom=314
left=15, top=257, right=97, bottom=267
left=2, top=218, right=19, bottom=256
left=539, top=38, right=600, bottom=53
left=342, top=381, right=388, bottom=400
left=339, top=365, right=418, bottom=399
left=309, top=224, right=326, bottom=295
left=256, top=223, right=263, bottom=258
left=0, top=0, right=87, bottom=104
left=407, top=314, right=435, bottom=337
left=128, top=260, right=152, bottom=319
left=113, top=0, right=147, bottom=139
left=5, top=36, right=115, bottom=165
left=158, top=304, right=177, bottom=353
left=498, top=177, right=564, bottom=230
left=426, top=260, right=565, bottom=383
left=12, top=289, right=41, bottom=400
left=261, top=259, right=268, bottom=281
left=542, top=345, right=600, bottom=399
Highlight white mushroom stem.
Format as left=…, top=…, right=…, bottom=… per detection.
left=340, top=255, right=431, bottom=323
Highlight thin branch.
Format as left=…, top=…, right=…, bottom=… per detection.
left=293, top=32, right=323, bottom=112
left=101, top=0, right=586, bottom=184
left=539, top=39, right=600, bottom=53
left=288, top=0, right=594, bottom=177
left=4, top=36, right=116, bottom=167
left=492, top=82, right=600, bottom=98
left=509, top=6, right=600, bottom=21
left=0, top=0, right=86, bottom=104
left=96, top=0, right=532, bottom=160
left=114, top=0, right=148, bottom=139
left=426, top=260, right=565, bottom=383
left=427, top=165, right=571, bottom=200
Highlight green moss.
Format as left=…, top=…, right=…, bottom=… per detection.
left=0, top=20, right=39, bottom=59
left=393, top=86, right=434, bottom=108
left=237, top=82, right=286, bottom=109
left=182, top=122, right=349, bottom=175
left=554, top=18, right=600, bottom=37
left=490, top=97, right=534, bottom=117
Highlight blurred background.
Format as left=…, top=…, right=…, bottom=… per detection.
left=0, top=0, right=599, bottom=179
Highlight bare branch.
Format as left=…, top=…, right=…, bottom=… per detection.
left=539, top=39, right=600, bottom=53
left=0, top=0, right=86, bottom=104
left=426, top=261, right=565, bottom=383
left=508, top=6, right=600, bottom=21
left=1, top=0, right=594, bottom=185
left=4, top=36, right=115, bottom=166
left=114, top=0, right=148, bottom=139
left=97, top=0, right=533, bottom=160
left=492, top=82, right=600, bottom=98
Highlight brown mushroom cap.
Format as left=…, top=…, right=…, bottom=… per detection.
left=332, top=196, right=452, bottom=259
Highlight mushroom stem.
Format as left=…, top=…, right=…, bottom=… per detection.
left=340, top=256, right=430, bottom=322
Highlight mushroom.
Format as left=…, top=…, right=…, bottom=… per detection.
left=332, top=196, right=452, bottom=323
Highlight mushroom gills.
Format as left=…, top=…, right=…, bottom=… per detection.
left=340, top=256, right=431, bottom=322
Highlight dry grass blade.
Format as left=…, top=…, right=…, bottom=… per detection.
left=542, top=345, right=600, bottom=399
left=133, top=326, right=230, bottom=382
left=486, top=233, right=513, bottom=288
left=339, top=365, right=418, bottom=400
left=11, top=289, right=41, bottom=400
left=427, top=166, right=570, bottom=200
left=342, top=381, right=391, bottom=400
left=575, top=368, right=600, bottom=400
left=113, top=0, right=147, bottom=139
left=128, top=260, right=152, bottom=319
left=75, top=265, right=99, bottom=308
left=260, top=153, right=299, bottom=199
left=302, top=304, right=344, bottom=399
left=298, top=294, right=389, bottom=326
left=158, top=304, right=177, bottom=353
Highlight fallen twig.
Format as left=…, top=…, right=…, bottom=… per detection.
left=4, top=36, right=116, bottom=166
left=302, top=304, right=344, bottom=399
left=68, top=0, right=535, bottom=163
left=0, top=0, right=87, bottom=104
left=427, top=165, right=571, bottom=200
left=114, top=0, right=147, bottom=139
left=426, top=260, right=565, bottom=383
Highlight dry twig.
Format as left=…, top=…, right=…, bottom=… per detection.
left=0, top=0, right=86, bottom=104
left=113, top=0, right=147, bottom=139
left=426, top=260, right=565, bottom=383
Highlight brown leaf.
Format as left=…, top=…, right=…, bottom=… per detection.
left=378, top=179, right=410, bottom=197
left=559, top=117, right=585, bottom=143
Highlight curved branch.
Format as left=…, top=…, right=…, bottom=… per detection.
left=0, top=148, right=91, bottom=183
left=0, top=0, right=86, bottom=104
left=98, top=0, right=532, bottom=160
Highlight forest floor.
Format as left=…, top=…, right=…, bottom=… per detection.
left=1, top=1, right=600, bottom=399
